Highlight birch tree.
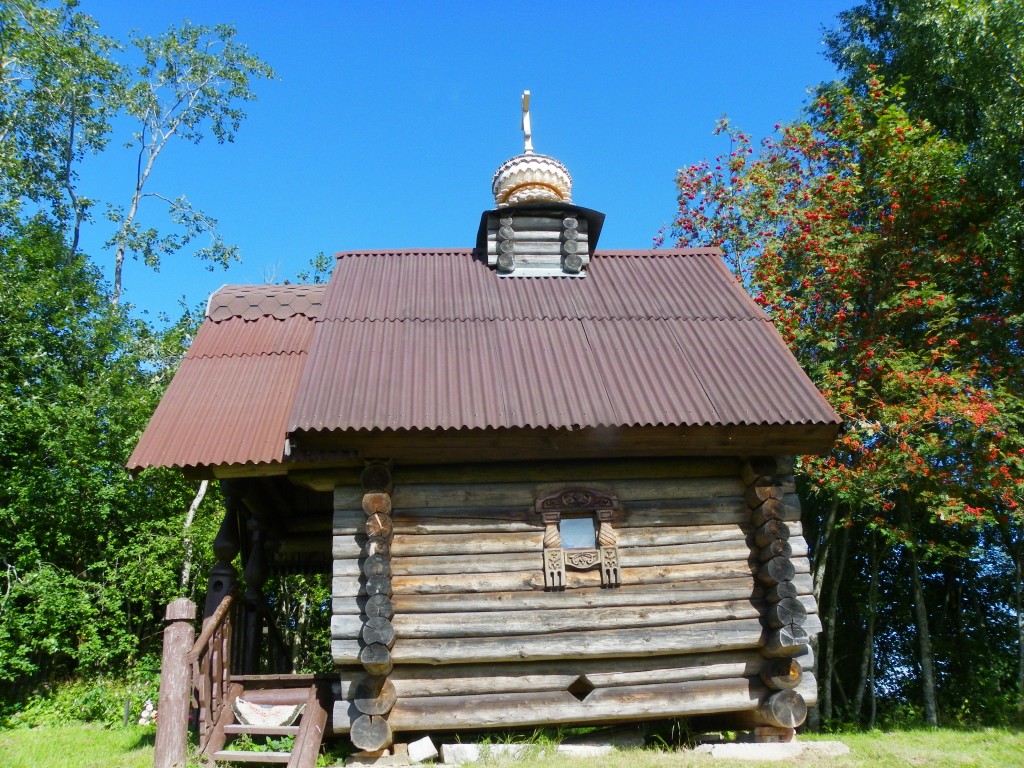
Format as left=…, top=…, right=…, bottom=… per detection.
left=107, top=21, right=274, bottom=303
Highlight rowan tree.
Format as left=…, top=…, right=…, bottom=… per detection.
left=668, top=77, right=1024, bottom=725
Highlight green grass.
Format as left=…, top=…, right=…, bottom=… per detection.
left=0, top=726, right=1021, bottom=767
left=0, top=725, right=156, bottom=768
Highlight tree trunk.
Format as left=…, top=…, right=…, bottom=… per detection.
left=820, top=515, right=849, bottom=724
left=807, top=495, right=840, bottom=731
left=909, top=547, right=939, bottom=726
left=179, top=480, right=209, bottom=591
left=852, top=532, right=881, bottom=723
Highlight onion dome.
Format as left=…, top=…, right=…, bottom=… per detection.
left=491, top=91, right=573, bottom=207
left=491, top=153, right=572, bottom=207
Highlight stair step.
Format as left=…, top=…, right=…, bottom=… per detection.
left=212, top=749, right=292, bottom=763
left=224, top=724, right=300, bottom=736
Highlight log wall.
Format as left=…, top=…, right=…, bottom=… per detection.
left=329, top=457, right=819, bottom=740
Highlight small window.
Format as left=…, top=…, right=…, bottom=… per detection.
left=560, top=516, right=597, bottom=549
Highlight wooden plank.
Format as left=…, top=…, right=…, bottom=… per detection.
left=389, top=580, right=758, bottom=614
left=332, top=677, right=762, bottom=733
left=389, top=618, right=764, bottom=664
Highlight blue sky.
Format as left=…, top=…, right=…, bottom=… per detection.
left=76, top=1, right=851, bottom=320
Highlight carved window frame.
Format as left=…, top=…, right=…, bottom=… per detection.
left=536, top=488, right=621, bottom=590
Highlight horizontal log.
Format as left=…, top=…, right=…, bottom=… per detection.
left=361, top=617, right=396, bottom=648
left=334, top=572, right=814, bottom=608
left=331, top=614, right=364, bottom=640
left=740, top=457, right=792, bottom=487
left=336, top=500, right=775, bottom=538
left=381, top=599, right=764, bottom=640
left=362, top=492, right=392, bottom=517
left=332, top=677, right=762, bottom=734
left=387, top=540, right=753, bottom=577
left=352, top=678, right=397, bottom=716
left=753, top=519, right=791, bottom=548
left=762, top=625, right=810, bottom=658
left=360, top=643, right=393, bottom=676
left=334, top=650, right=815, bottom=699
left=301, top=457, right=744, bottom=493
left=389, top=580, right=759, bottom=613
left=758, top=540, right=792, bottom=563
left=335, top=477, right=749, bottom=512
left=757, top=557, right=796, bottom=586
left=350, top=713, right=392, bottom=751
left=392, top=531, right=542, bottom=557
left=759, top=689, right=807, bottom=728
left=333, top=559, right=361, bottom=577
left=760, top=658, right=802, bottom=691
left=391, top=561, right=757, bottom=595
left=388, top=521, right=751, bottom=558
left=333, top=533, right=366, bottom=558
left=333, top=639, right=360, bottom=665
left=390, top=618, right=765, bottom=664
left=766, top=598, right=807, bottom=630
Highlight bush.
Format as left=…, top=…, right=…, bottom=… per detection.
left=0, top=672, right=160, bottom=729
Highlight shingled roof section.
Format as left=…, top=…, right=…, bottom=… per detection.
left=289, top=249, right=839, bottom=434
left=126, top=284, right=322, bottom=472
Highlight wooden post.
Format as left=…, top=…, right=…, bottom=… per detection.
left=154, top=598, right=196, bottom=768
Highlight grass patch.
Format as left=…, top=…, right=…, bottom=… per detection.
left=0, top=725, right=1021, bottom=767
left=0, top=725, right=155, bottom=768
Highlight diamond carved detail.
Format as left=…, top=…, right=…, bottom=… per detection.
left=567, top=675, right=596, bottom=702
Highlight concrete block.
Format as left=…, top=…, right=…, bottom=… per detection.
left=408, top=736, right=439, bottom=763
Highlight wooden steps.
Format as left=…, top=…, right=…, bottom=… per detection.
left=206, top=683, right=327, bottom=768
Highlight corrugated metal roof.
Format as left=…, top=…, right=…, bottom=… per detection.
left=130, top=249, right=840, bottom=471
left=290, top=249, right=839, bottom=434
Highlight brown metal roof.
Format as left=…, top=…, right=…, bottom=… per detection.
left=129, top=249, right=840, bottom=472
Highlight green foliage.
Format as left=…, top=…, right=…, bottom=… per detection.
left=669, top=75, right=1024, bottom=726
left=1, top=672, right=159, bottom=729
left=0, top=0, right=121, bottom=232
left=0, top=0, right=271, bottom=714
left=0, top=219, right=215, bottom=694
left=105, top=19, right=275, bottom=301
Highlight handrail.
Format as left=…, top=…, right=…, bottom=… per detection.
left=188, top=593, right=235, bottom=663
left=191, top=592, right=236, bottom=752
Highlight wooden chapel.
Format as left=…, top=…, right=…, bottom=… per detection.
left=132, top=93, right=840, bottom=765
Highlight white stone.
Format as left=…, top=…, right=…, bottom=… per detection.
left=693, top=742, right=803, bottom=761
left=408, top=736, right=439, bottom=764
